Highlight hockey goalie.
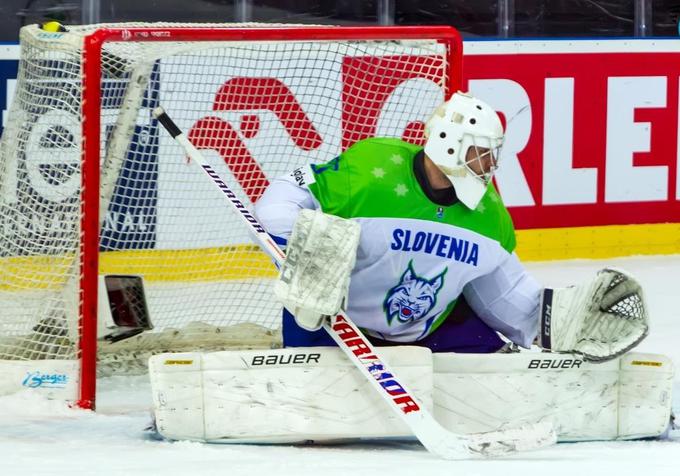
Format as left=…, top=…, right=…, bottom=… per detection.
left=149, top=92, right=673, bottom=446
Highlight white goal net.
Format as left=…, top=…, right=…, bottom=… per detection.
left=0, top=22, right=459, bottom=407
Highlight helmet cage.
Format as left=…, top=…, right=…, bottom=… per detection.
left=460, top=136, right=501, bottom=186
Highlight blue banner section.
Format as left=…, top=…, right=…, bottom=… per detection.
left=0, top=56, right=18, bottom=137
left=0, top=48, right=161, bottom=254
left=99, top=62, right=161, bottom=250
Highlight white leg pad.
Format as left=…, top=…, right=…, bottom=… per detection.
left=149, top=346, right=433, bottom=443
left=433, top=351, right=674, bottom=441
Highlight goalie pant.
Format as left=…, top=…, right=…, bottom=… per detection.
left=282, top=296, right=507, bottom=354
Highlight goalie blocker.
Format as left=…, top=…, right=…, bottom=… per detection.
left=149, top=347, right=674, bottom=443
left=275, top=208, right=361, bottom=331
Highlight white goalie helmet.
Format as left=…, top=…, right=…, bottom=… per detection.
left=424, top=91, right=504, bottom=209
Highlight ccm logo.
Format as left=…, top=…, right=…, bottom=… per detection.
left=528, top=359, right=583, bottom=369
left=251, top=353, right=321, bottom=366
left=543, top=303, right=551, bottom=336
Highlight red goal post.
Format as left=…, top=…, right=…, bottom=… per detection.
left=0, top=23, right=461, bottom=410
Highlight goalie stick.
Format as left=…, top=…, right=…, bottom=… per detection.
left=152, top=106, right=556, bottom=459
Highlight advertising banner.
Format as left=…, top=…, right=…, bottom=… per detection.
left=464, top=40, right=680, bottom=257
left=1, top=39, right=679, bottom=260
left=465, top=40, right=680, bottom=229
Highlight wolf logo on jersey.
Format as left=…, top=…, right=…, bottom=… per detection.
left=383, top=260, right=447, bottom=326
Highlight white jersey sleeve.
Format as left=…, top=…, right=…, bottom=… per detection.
left=254, top=171, right=318, bottom=244
left=462, top=252, right=541, bottom=348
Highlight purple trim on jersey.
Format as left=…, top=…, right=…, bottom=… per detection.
left=270, top=234, right=288, bottom=246
left=282, top=308, right=335, bottom=347
left=282, top=298, right=505, bottom=353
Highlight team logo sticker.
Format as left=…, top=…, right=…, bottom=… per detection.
left=383, top=260, right=447, bottom=326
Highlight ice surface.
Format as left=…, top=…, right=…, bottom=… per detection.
left=1, top=255, right=678, bottom=476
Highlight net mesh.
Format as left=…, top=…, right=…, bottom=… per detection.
left=0, top=23, right=451, bottom=376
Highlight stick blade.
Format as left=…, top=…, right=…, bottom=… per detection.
left=465, top=421, right=557, bottom=457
